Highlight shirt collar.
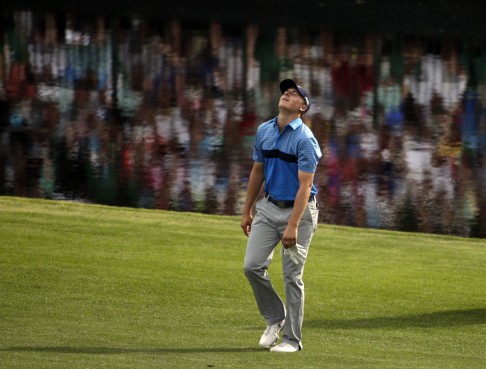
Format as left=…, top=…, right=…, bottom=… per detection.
left=273, top=116, right=303, bottom=131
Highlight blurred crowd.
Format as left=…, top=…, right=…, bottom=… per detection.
left=1, top=11, right=486, bottom=237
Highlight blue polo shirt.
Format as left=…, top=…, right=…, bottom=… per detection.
left=253, top=116, right=322, bottom=201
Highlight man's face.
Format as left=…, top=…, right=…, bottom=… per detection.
left=279, top=88, right=306, bottom=114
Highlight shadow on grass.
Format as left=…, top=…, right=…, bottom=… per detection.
left=4, top=309, right=485, bottom=355
left=1, top=346, right=262, bottom=355
left=307, top=308, right=486, bottom=329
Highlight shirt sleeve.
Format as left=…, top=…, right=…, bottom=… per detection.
left=252, top=125, right=265, bottom=163
left=298, top=136, right=322, bottom=173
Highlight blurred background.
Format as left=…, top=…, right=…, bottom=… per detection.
left=2, top=0, right=486, bottom=237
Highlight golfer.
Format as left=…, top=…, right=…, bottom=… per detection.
left=241, top=79, right=321, bottom=352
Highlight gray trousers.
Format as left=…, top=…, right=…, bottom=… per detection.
left=243, top=196, right=319, bottom=349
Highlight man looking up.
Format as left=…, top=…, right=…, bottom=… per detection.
left=241, top=79, right=322, bottom=352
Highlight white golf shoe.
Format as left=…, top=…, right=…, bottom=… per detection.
left=270, top=342, right=300, bottom=352
left=259, top=320, right=285, bottom=348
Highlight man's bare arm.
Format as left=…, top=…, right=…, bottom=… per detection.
left=240, top=162, right=265, bottom=236
left=281, top=170, right=314, bottom=247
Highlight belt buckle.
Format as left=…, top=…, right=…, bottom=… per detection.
left=276, top=200, right=286, bottom=208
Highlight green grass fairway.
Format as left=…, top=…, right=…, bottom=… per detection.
left=1, top=196, right=485, bottom=368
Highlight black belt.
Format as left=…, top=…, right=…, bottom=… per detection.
left=265, top=193, right=315, bottom=208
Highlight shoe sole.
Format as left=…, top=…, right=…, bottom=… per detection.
left=259, top=342, right=277, bottom=349
left=270, top=345, right=300, bottom=352
left=259, top=339, right=278, bottom=349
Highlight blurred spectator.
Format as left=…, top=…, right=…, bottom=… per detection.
left=0, top=10, right=484, bottom=237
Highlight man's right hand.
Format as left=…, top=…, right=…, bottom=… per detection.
left=241, top=214, right=253, bottom=237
